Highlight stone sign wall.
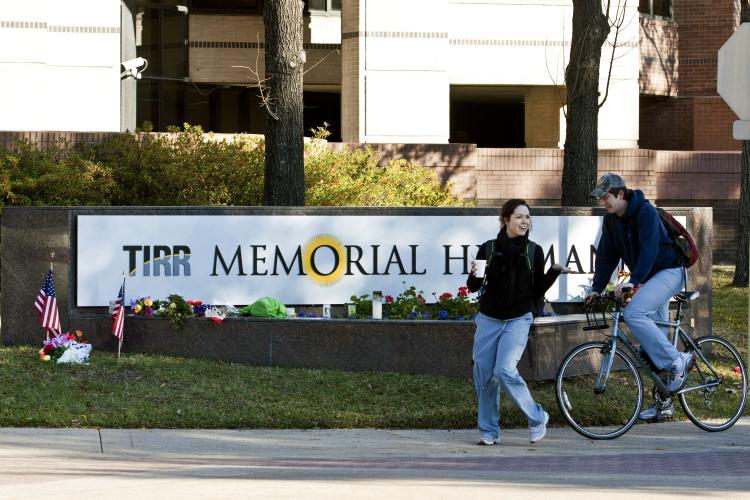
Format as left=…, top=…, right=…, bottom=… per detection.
left=0, top=206, right=713, bottom=379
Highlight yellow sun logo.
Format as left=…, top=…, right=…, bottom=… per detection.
left=302, top=234, right=346, bottom=287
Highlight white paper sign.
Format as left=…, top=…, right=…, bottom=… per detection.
left=76, top=215, right=605, bottom=306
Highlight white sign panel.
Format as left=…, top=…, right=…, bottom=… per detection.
left=718, top=23, right=750, bottom=120
left=76, top=215, right=605, bottom=306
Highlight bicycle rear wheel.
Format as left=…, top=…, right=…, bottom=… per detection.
left=556, top=342, right=643, bottom=439
left=678, top=335, right=747, bottom=432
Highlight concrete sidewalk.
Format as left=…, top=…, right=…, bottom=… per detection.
left=1, top=418, right=749, bottom=499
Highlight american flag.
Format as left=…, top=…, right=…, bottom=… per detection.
left=34, top=270, right=61, bottom=337
left=111, top=278, right=125, bottom=340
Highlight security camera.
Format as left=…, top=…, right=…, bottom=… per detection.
left=121, top=57, right=148, bottom=80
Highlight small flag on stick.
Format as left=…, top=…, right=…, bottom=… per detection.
left=34, top=269, right=61, bottom=339
left=112, top=277, right=125, bottom=357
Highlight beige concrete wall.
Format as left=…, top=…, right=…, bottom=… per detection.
left=189, top=1, right=641, bottom=148
left=524, top=86, right=565, bottom=148
left=341, top=0, right=450, bottom=143
left=640, top=17, right=678, bottom=97
left=0, top=0, right=121, bottom=131
left=189, top=14, right=341, bottom=86
left=341, top=0, right=364, bottom=143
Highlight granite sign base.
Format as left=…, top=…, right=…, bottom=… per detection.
left=58, top=314, right=602, bottom=381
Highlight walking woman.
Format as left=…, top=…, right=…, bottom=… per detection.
left=466, top=199, right=569, bottom=445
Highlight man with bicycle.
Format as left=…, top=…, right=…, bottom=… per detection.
left=588, top=173, right=693, bottom=421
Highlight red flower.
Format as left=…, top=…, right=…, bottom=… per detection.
left=385, top=295, right=394, bottom=304
left=187, top=300, right=203, bottom=306
left=458, top=287, right=469, bottom=297
left=417, top=294, right=426, bottom=304
left=439, top=292, right=453, bottom=301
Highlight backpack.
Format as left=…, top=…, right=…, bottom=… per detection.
left=606, top=206, right=699, bottom=269
left=655, top=207, right=699, bottom=268
left=482, top=239, right=545, bottom=317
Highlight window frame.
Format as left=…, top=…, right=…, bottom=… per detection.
left=639, top=0, right=673, bottom=20
left=305, top=0, right=341, bottom=16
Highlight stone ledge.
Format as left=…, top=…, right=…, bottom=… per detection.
left=60, top=313, right=596, bottom=381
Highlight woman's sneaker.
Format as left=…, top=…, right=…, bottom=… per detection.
left=477, top=435, right=499, bottom=445
left=638, top=398, right=675, bottom=422
left=529, top=412, right=549, bottom=444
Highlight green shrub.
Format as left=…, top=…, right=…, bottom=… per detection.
left=0, top=125, right=470, bottom=208
left=348, top=293, right=373, bottom=319
left=0, top=140, right=114, bottom=206
left=86, top=125, right=266, bottom=206
left=304, top=142, right=468, bottom=207
left=385, top=285, right=428, bottom=320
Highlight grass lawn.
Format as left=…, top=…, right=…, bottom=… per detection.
left=0, top=266, right=747, bottom=429
left=711, top=266, right=749, bottom=361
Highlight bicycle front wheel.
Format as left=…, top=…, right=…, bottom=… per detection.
left=679, top=335, right=748, bottom=432
left=556, top=342, right=643, bottom=439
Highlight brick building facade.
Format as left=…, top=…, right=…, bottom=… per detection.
left=639, top=0, right=745, bottom=151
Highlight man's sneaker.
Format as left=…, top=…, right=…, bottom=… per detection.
left=667, top=352, right=694, bottom=393
left=529, top=411, right=549, bottom=444
left=477, top=436, right=499, bottom=445
left=638, top=398, right=675, bottom=422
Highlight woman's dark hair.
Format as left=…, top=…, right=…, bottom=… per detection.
left=500, top=198, right=530, bottom=225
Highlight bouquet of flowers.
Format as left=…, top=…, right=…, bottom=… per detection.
left=38, top=330, right=92, bottom=364
left=155, top=294, right=194, bottom=330
left=188, top=300, right=210, bottom=317
left=188, top=300, right=225, bottom=324
left=131, top=297, right=157, bottom=316
left=432, top=286, right=478, bottom=320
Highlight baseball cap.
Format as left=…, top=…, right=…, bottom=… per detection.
left=590, top=172, right=626, bottom=197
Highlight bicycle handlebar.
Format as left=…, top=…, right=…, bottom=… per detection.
left=584, top=291, right=631, bottom=312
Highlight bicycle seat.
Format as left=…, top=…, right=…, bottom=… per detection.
left=673, top=290, right=700, bottom=303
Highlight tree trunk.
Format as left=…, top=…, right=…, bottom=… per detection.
left=733, top=140, right=750, bottom=286
left=732, top=2, right=750, bottom=286
left=561, top=0, right=611, bottom=207
left=263, top=0, right=305, bottom=206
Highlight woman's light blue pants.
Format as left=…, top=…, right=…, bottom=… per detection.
left=473, top=311, right=546, bottom=440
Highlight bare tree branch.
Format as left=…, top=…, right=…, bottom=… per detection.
left=231, top=33, right=278, bottom=120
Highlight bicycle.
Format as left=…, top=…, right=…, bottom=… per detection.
left=555, top=290, right=748, bottom=439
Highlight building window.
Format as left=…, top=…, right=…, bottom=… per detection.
left=639, top=0, right=672, bottom=19
left=305, top=0, right=341, bottom=13
left=135, top=1, right=189, bottom=130
left=449, top=87, right=525, bottom=148
left=190, top=0, right=261, bottom=14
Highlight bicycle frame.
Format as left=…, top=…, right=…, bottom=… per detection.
left=595, top=298, right=723, bottom=400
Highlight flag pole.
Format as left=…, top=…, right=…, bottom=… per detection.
left=117, top=270, right=125, bottom=359
left=46, top=252, right=55, bottom=341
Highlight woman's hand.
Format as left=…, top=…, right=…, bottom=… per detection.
left=470, top=260, right=478, bottom=276
left=551, top=263, right=572, bottom=273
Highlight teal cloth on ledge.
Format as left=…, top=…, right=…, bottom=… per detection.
left=239, top=297, right=287, bottom=318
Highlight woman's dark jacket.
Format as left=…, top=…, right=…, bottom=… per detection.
left=466, top=229, right=561, bottom=320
